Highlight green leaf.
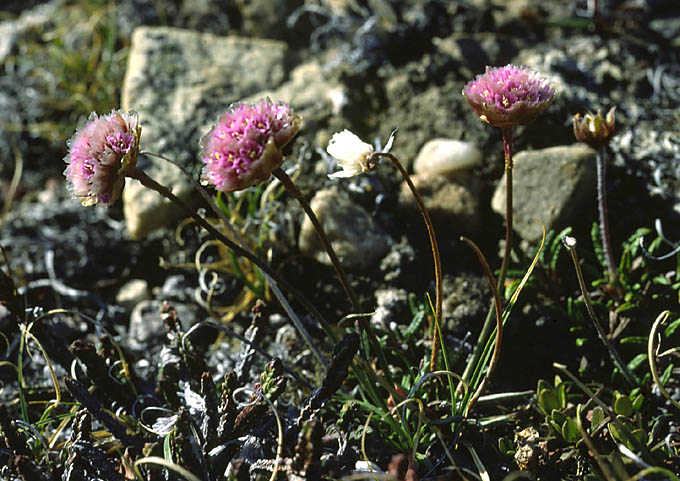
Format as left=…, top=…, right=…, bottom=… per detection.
left=620, top=336, right=649, bottom=345
left=591, top=222, right=606, bottom=270
left=538, top=389, right=561, bottom=414
left=661, top=363, right=674, bottom=385
left=562, top=417, right=580, bottom=443
left=665, top=317, right=680, bottom=337
left=537, top=379, right=551, bottom=395
left=631, top=428, right=646, bottom=446
left=627, top=353, right=648, bottom=372
left=632, top=393, right=644, bottom=411
left=615, top=301, right=637, bottom=313
left=590, top=407, right=605, bottom=432
left=498, top=437, right=515, bottom=456
left=551, top=410, right=567, bottom=426
left=556, top=382, right=567, bottom=409
left=614, top=393, right=634, bottom=417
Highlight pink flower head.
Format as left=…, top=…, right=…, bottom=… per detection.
left=462, top=64, right=555, bottom=128
left=64, top=110, right=141, bottom=206
left=200, top=98, right=301, bottom=192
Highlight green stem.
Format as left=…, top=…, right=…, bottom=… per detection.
left=272, top=167, right=361, bottom=312
left=373, top=152, right=443, bottom=373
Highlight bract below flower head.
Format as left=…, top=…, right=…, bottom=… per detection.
left=462, top=64, right=555, bottom=129
left=200, top=98, right=301, bottom=192
left=63, top=110, right=141, bottom=206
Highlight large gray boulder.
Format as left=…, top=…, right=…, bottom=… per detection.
left=491, top=144, right=597, bottom=241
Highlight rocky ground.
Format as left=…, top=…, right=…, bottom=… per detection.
left=1, top=0, right=680, bottom=479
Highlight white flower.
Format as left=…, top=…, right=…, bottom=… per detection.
left=326, top=129, right=398, bottom=179
left=326, top=129, right=375, bottom=179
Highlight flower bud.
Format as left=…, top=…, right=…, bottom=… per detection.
left=572, top=107, right=616, bottom=149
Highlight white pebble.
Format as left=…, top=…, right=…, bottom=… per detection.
left=413, top=139, right=482, bottom=175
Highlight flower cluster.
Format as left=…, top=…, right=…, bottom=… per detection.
left=573, top=107, right=616, bottom=149
left=462, top=64, right=555, bottom=128
left=63, top=110, right=141, bottom=206
left=200, top=99, right=301, bottom=192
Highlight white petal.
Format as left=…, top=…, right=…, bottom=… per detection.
left=383, top=128, right=397, bottom=153
left=327, top=129, right=373, bottom=162
left=328, top=168, right=361, bottom=179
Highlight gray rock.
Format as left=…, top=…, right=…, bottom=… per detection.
left=298, top=189, right=390, bottom=269
left=433, top=33, right=518, bottom=80
left=371, top=288, right=409, bottom=330
left=413, top=139, right=482, bottom=176
left=491, top=144, right=597, bottom=242
left=116, top=279, right=150, bottom=309
left=0, top=1, right=58, bottom=64
left=121, top=27, right=290, bottom=239
left=398, top=172, right=484, bottom=237
left=235, top=0, right=303, bottom=40
left=380, top=237, right=417, bottom=284
left=442, top=273, right=489, bottom=336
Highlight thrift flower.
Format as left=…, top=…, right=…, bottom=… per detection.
left=200, top=98, right=301, bottom=192
left=573, top=107, right=616, bottom=149
left=462, top=64, right=555, bottom=128
left=327, top=129, right=395, bottom=178
left=63, top=110, right=141, bottom=206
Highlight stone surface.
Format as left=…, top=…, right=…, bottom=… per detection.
left=413, top=139, right=482, bottom=175
left=298, top=189, right=390, bottom=269
left=121, top=27, right=290, bottom=239
left=235, top=0, right=303, bottom=40
left=371, top=288, right=409, bottom=329
left=491, top=144, right=597, bottom=241
left=116, top=279, right=150, bottom=309
left=246, top=61, right=345, bottom=135
left=398, top=172, right=484, bottom=237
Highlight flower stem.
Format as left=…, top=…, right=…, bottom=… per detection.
left=272, top=167, right=361, bottom=312
left=562, top=236, right=638, bottom=388
left=125, top=166, right=335, bottom=350
left=271, top=167, right=396, bottom=390
left=596, top=147, right=617, bottom=280
left=460, top=126, right=514, bottom=389
left=137, top=152, right=332, bottom=367
left=373, top=152, right=443, bottom=372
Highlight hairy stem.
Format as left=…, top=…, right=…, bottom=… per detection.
left=596, top=148, right=617, bottom=280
